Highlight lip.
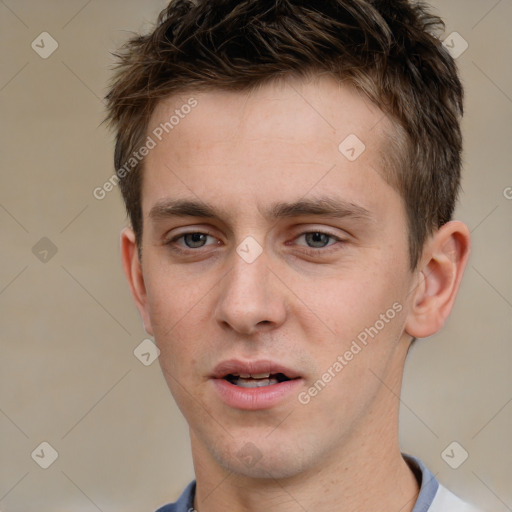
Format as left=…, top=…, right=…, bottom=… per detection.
left=210, top=359, right=301, bottom=380
left=210, top=359, right=303, bottom=411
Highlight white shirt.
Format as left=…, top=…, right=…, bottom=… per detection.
left=405, top=455, right=483, bottom=512
left=429, top=484, right=483, bottom=512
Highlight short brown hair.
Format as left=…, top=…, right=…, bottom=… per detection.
left=105, top=0, right=463, bottom=269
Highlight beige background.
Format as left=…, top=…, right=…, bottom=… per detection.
left=0, top=1, right=511, bottom=511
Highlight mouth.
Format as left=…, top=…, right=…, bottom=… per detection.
left=223, top=372, right=293, bottom=388
left=210, top=359, right=302, bottom=410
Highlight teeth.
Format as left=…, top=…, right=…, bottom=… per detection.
left=224, top=371, right=292, bottom=387
left=232, top=372, right=271, bottom=379
left=235, top=377, right=278, bottom=388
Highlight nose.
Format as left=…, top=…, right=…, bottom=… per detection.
left=213, top=246, right=288, bottom=336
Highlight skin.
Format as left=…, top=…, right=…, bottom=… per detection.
left=121, top=75, right=470, bottom=512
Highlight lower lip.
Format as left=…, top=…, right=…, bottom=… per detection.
left=211, top=378, right=303, bottom=410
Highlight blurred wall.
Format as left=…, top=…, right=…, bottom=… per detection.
left=0, top=1, right=510, bottom=510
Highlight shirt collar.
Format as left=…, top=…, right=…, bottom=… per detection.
left=404, top=454, right=440, bottom=512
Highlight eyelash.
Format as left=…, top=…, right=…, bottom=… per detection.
left=165, top=231, right=344, bottom=257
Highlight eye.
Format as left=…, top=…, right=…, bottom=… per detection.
left=167, top=232, right=219, bottom=250
left=296, top=232, right=339, bottom=249
left=182, top=233, right=210, bottom=248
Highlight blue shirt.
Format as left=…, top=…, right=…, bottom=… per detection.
left=155, top=455, right=480, bottom=511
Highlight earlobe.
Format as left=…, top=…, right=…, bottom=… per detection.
left=120, top=227, right=154, bottom=336
left=405, top=221, right=470, bottom=339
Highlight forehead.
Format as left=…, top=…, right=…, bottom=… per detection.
left=149, top=74, right=389, bottom=152
left=143, top=75, right=399, bottom=221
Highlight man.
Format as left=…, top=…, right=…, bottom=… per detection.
left=105, top=0, right=481, bottom=510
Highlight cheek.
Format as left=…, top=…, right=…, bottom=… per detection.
left=294, top=265, right=405, bottom=344
left=144, top=258, right=211, bottom=330
left=295, top=288, right=407, bottom=432
left=143, top=267, right=213, bottom=373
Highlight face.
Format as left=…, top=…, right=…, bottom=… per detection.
left=127, top=76, right=420, bottom=480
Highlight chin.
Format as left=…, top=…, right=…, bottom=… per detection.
left=209, top=435, right=312, bottom=480
left=225, top=455, right=306, bottom=480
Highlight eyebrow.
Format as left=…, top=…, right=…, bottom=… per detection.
left=148, top=196, right=372, bottom=223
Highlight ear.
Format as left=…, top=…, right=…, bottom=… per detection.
left=120, top=227, right=154, bottom=336
left=405, top=221, right=470, bottom=339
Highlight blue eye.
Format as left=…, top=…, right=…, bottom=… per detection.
left=297, top=232, right=338, bottom=249
left=167, top=232, right=218, bottom=251
left=182, top=233, right=209, bottom=248
left=303, top=232, right=334, bottom=248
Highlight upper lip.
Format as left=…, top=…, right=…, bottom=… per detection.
left=210, top=359, right=301, bottom=379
